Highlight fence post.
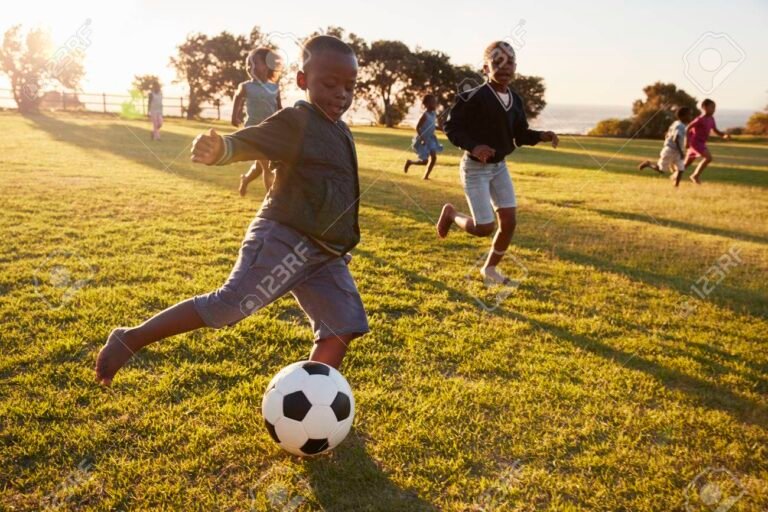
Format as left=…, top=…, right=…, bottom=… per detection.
left=102, top=93, right=107, bottom=113
left=180, top=96, right=184, bottom=118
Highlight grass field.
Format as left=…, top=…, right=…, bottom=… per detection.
left=1, top=111, right=766, bottom=511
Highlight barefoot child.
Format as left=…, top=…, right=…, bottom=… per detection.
left=96, top=36, right=367, bottom=385
left=638, top=107, right=692, bottom=187
left=404, top=94, right=443, bottom=180
left=148, top=82, right=163, bottom=141
left=685, top=98, right=730, bottom=184
left=436, top=41, right=558, bottom=285
left=233, top=47, right=283, bottom=196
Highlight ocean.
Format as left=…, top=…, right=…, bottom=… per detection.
left=396, top=103, right=756, bottom=135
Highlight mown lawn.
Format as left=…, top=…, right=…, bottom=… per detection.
left=0, top=111, right=766, bottom=511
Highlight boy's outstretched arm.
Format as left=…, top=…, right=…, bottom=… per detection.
left=191, top=129, right=227, bottom=165
left=192, top=109, right=299, bottom=166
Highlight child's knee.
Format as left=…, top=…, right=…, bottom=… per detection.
left=498, top=210, right=517, bottom=231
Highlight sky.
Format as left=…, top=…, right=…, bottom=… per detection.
left=1, top=0, right=767, bottom=110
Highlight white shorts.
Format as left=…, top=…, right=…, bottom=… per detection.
left=657, top=147, right=685, bottom=172
left=459, top=155, right=517, bottom=225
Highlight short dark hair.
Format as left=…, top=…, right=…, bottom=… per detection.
left=676, top=107, right=691, bottom=119
left=302, top=35, right=356, bottom=71
left=484, top=41, right=516, bottom=62
left=702, top=98, right=716, bottom=108
left=422, top=94, right=436, bottom=106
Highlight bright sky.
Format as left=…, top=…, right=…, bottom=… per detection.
left=2, top=0, right=767, bottom=109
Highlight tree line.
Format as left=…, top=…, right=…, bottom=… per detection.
left=589, top=82, right=768, bottom=138
left=0, top=24, right=547, bottom=126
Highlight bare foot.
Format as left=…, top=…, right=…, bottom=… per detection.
left=95, top=328, right=137, bottom=386
left=404, top=161, right=411, bottom=174
left=638, top=160, right=650, bottom=171
left=690, top=175, right=701, bottom=185
left=436, top=204, right=455, bottom=238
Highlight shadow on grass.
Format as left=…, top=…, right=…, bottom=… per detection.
left=532, top=199, right=768, bottom=245
left=24, top=113, right=246, bottom=193
left=305, top=432, right=438, bottom=511
left=506, top=311, right=768, bottom=430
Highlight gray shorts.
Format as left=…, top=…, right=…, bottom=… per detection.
left=460, top=155, right=517, bottom=225
left=193, top=217, right=369, bottom=341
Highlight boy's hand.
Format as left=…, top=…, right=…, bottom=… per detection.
left=723, top=133, right=731, bottom=140
left=191, top=129, right=224, bottom=165
left=471, top=144, right=496, bottom=163
left=540, top=131, right=560, bottom=148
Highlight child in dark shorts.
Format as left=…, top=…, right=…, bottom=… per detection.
left=96, top=36, right=367, bottom=385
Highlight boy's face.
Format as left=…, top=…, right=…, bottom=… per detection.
left=484, top=46, right=516, bottom=87
left=425, top=96, right=437, bottom=110
left=681, top=112, right=693, bottom=124
left=703, top=103, right=716, bottom=115
left=297, top=51, right=358, bottom=122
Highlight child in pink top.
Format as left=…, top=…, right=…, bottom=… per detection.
left=685, top=98, right=730, bottom=184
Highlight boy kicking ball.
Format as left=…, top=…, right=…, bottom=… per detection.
left=638, top=107, right=692, bottom=187
left=95, top=36, right=368, bottom=385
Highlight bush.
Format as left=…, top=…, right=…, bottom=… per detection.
left=745, top=112, right=768, bottom=135
left=726, top=127, right=744, bottom=135
left=588, top=118, right=632, bottom=137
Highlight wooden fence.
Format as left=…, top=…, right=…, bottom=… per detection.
left=0, top=88, right=223, bottom=120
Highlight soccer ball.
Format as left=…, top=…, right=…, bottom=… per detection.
left=262, top=361, right=355, bottom=456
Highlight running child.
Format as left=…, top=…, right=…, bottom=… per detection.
left=403, top=94, right=443, bottom=180
left=437, top=41, right=559, bottom=285
left=148, top=82, right=163, bottom=141
left=638, top=107, right=692, bottom=187
left=95, top=36, right=367, bottom=385
left=233, top=47, right=283, bottom=195
left=685, top=98, right=730, bottom=184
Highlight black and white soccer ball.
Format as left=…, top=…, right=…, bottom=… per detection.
left=262, top=361, right=355, bottom=456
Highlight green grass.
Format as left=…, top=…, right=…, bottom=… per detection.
left=1, top=111, right=766, bottom=511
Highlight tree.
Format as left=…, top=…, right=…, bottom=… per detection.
left=628, top=82, right=699, bottom=139
left=0, top=25, right=85, bottom=112
left=588, top=118, right=632, bottom=137
left=357, top=40, right=420, bottom=127
left=170, top=31, right=252, bottom=119
left=590, top=82, right=699, bottom=139
left=207, top=31, right=250, bottom=101
left=170, top=33, right=213, bottom=119
left=745, top=105, right=768, bottom=135
left=132, top=74, right=161, bottom=94
left=412, top=49, right=457, bottom=112
left=509, top=75, right=547, bottom=119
